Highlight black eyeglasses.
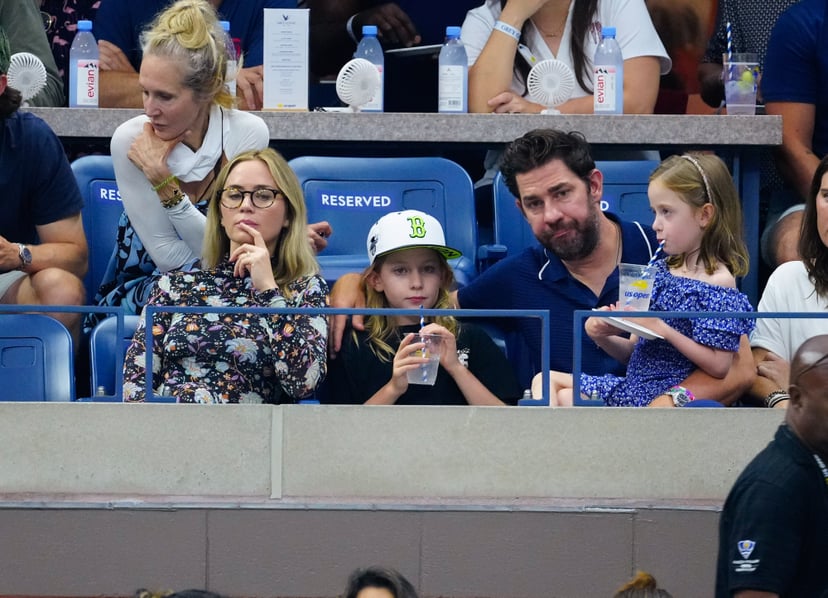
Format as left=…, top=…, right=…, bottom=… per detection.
left=41, top=11, right=56, bottom=34
left=218, top=187, right=282, bottom=209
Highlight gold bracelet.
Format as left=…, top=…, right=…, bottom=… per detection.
left=152, top=173, right=178, bottom=192
left=160, top=187, right=187, bottom=209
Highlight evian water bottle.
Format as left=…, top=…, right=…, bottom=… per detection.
left=593, top=26, right=623, bottom=114
left=69, top=20, right=99, bottom=107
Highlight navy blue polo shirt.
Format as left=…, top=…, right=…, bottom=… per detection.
left=458, top=215, right=657, bottom=377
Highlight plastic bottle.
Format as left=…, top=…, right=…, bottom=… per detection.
left=593, top=26, right=623, bottom=115
left=220, top=21, right=238, bottom=97
left=353, top=25, right=384, bottom=112
left=69, top=19, right=99, bottom=108
left=438, top=26, right=468, bottom=113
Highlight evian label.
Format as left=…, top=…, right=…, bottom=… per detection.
left=74, top=59, right=99, bottom=106
left=593, top=66, right=617, bottom=112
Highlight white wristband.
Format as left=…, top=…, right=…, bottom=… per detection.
left=346, top=14, right=358, bottom=42
left=494, top=20, right=521, bottom=42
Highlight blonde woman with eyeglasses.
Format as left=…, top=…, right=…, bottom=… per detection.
left=122, top=148, right=328, bottom=404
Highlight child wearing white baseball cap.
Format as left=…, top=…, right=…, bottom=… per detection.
left=323, top=210, right=521, bottom=406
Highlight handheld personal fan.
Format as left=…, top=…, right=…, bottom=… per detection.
left=527, top=59, right=575, bottom=114
left=336, top=58, right=381, bottom=112
left=7, top=52, right=47, bottom=107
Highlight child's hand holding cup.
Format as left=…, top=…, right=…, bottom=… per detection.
left=406, top=333, right=443, bottom=386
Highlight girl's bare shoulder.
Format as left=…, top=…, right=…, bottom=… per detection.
left=704, top=265, right=737, bottom=289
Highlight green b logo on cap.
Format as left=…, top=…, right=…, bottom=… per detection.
left=407, top=216, right=427, bottom=239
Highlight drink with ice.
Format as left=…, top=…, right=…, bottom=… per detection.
left=722, top=53, right=759, bottom=115
left=406, top=333, right=443, bottom=386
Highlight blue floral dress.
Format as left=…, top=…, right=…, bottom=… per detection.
left=580, top=260, right=755, bottom=406
left=122, top=260, right=329, bottom=403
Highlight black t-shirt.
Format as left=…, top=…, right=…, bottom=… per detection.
left=323, top=322, right=521, bottom=405
left=716, top=424, right=828, bottom=597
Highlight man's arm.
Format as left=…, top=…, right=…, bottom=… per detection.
left=306, top=1, right=419, bottom=78
left=765, top=100, right=818, bottom=201
left=328, top=273, right=457, bottom=357
left=31, top=214, right=88, bottom=279
left=698, top=61, right=724, bottom=108
left=98, top=41, right=142, bottom=108
left=750, top=348, right=790, bottom=408
left=307, top=0, right=366, bottom=78
left=649, top=335, right=755, bottom=406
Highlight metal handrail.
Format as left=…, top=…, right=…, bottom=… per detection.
left=139, top=306, right=550, bottom=403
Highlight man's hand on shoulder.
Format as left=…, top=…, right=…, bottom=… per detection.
left=308, top=221, right=332, bottom=253
left=328, top=272, right=366, bottom=358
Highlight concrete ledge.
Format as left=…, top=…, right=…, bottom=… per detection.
left=26, top=108, right=781, bottom=147
left=0, top=404, right=784, bottom=597
left=0, top=404, right=783, bottom=501
left=0, top=403, right=274, bottom=496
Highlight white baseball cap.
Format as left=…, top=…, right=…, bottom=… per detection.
left=366, top=210, right=462, bottom=265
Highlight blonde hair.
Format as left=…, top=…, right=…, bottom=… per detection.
left=613, top=571, right=673, bottom=597
left=649, top=153, right=749, bottom=277
left=360, top=252, right=457, bottom=362
left=140, top=0, right=236, bottom=108
left=202, top=148, right=319, bottom=295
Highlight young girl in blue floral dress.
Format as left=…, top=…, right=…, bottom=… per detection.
left=533, top=153, right=755, bottom=406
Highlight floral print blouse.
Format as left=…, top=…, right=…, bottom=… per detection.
left=122, top=260, right=328, bottom=403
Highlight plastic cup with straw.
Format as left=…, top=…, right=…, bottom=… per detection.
left=622, top=240, right=665, bottom=308
left=419, top=305, right=427, bottom=382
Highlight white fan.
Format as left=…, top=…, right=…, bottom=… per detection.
left=335, top=58, right=380, bottom=112
left=7, top=52, right=47, bottom=107
left=527, top=59, right=575, bottom=114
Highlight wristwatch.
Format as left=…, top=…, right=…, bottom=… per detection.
left=17, top=243, right=32, bottom=270
left=665, top=385, right=695, bottom=407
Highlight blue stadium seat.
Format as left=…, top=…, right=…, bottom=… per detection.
left=0, top=314, right=74, bottom=401
left=71, top=155, right=122, bottom=303
left=479, top=160, right=660, bottom=269
left=289, top=156, right=478, bottom=286
left=88, top=314, right=140, bottom=398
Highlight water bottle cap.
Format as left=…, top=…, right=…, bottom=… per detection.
left=78, top=19, right=93, bottom=31
left=220, top=20, right=230, bottom=32
left=601, top=26, right=616, bottom=37
left=362, top=25, right=378, bottom=36
left=445, top=26, right=462, bottom=38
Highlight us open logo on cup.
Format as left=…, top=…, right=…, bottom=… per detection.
left=618, top=263, right=654, bottom=311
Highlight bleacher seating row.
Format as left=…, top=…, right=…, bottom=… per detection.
left=46, top=154, right=662, bottom=402
left=72, top=154, right=660, bottom=299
